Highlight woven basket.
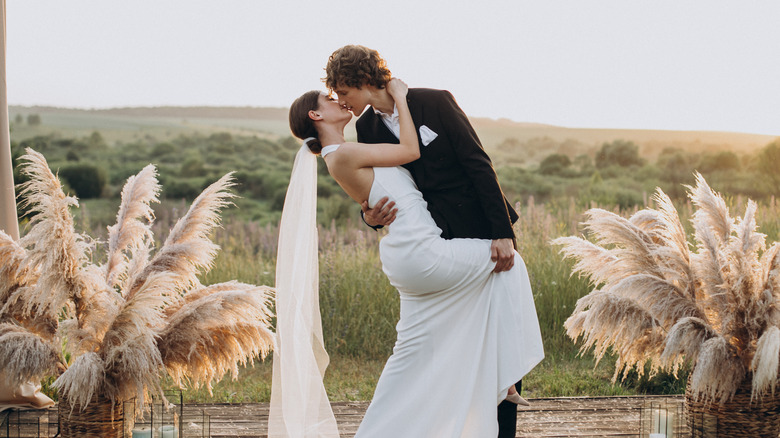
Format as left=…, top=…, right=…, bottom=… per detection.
left=685, top=375, right=780, bottom=438
left=58, top=394, right=124, bottom=438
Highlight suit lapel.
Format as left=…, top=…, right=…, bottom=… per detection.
left=367, top=92, right=427, bottom=144
left=403, top=91, right=427, bottom=186
left=366, top=109, right=399, bottom=144
left=408, top=93, right=425, bottom=132
left=363, top=91, right=429, bottom=187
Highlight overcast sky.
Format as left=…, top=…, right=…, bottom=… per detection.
left=6, top=1, right=780, bottom=135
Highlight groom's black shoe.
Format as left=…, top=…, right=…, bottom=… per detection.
left=497, top=380, right=522, bottom=438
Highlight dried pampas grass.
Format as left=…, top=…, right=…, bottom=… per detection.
left=0, top=231, right=29, bottom=302
left=53, top=352, right=106, bottom=411
left=14, top=150, right=92, bottom=323
left=126, top=173, right=235, bottom=298
left=105, top=164, right=160, bottom=290
left=554, top=172, right=780, bottom=403
left=0, top=231, right=57, bottom=339
left=1, top=150, right=274, bottom=411
left=661, top=317, right=716, bottom=366
left=565, top=290, right=665, bottom=381
left=0, top=323, right=59, bottom=386
left=158, top=284, right=275, bottom=394
left=690, top=337, right=745, bottom=404
left=751, top=325, right=780, bottom=399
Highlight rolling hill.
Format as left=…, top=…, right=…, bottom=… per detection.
left=10, top=105, right=776, bottom=167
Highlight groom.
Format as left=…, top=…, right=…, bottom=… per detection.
left=325, top=45, right=522, bottom=438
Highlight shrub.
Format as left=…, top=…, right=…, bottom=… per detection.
left=208, top=132, right=233, bottom=144
left=573, top=154, right=594, bottom=174
left=160, top=177, right=203, bottom=200
left=180, top=158, right=207, bottom=177
left=585, top=180, right=645, bottom=209
left=756, top=140, right=780, bottom=195
left=595, top=140, right=644, bottom=168
left=86, top=131, right=107, bottom=151
left=539, top=154, right=572, bottom=176
left=497, top=167, right=554, bottom=202
left=26, top=113, right=41, bottom=126
left=698, top=151, right=740, bottom=173
left=151, top=142, right=176, bottom=158
left=58, top=163, right=107, bottom=199
left=18, top=135, right=54, bottom=152
left=656, top=148, right=698, bottom=198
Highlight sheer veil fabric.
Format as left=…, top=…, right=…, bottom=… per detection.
left=269, top=143, right=340, bottom=437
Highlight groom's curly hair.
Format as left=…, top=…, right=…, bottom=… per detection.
left=324, top=45, right=392, bottom=91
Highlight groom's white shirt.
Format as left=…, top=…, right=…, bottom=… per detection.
left=374, top=104, right=400, bottom=138
left=374, top=103, right=438, bottom=147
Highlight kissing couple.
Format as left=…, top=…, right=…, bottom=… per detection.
left=270, top=45, right=544, bottom=438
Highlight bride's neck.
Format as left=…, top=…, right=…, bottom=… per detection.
left=317, top=123, right=345, bottom=146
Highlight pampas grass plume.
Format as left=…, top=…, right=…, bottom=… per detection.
left=752, top=325, right=780, bottom=399
left=158, top=284, right=275, bottom=394
left=1, top=151, right=274, bottom=411
left=0, top=323, right=59, bottom=386
left=556, top=172, right=780, bottom=403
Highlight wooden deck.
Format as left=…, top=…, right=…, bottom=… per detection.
left=3, top=395, right=688, bottom=437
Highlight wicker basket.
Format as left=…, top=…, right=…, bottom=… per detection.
left=685, top=375, right=780, bottom=438
left=58, top=394, right=124, bottom=438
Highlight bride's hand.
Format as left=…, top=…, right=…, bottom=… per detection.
left=386, top=78, right=408, bottom=101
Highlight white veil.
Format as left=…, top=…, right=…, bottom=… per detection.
left=269, top=141, right=340, bottom=437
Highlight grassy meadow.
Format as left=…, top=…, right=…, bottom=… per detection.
left=10, top=106, right=780, bottom=403
left=58, top=194, right=780, bottom=403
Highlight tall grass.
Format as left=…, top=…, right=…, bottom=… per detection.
left=61, top=193, right=780, bottom=401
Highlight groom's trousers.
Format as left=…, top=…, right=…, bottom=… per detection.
left=497, top=379, right=522, bottom=438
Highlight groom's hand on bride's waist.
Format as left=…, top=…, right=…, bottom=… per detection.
left=491, top=238, right=515, bottom=272
left=362, top=197, right=397, bottom=229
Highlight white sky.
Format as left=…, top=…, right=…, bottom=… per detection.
left=6, top=0, right=780, bottom=135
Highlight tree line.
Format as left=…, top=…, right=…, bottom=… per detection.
left=9, top=131, right=780, bottom=225
left=498, top=137, right=780, bottom=208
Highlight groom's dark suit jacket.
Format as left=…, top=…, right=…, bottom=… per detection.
left=356, top=88, right=518, bottom=240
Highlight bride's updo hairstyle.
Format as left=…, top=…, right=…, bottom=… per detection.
left=289, top=90, right=323, bottom=154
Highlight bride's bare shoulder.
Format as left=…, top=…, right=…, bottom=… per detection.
left=324, top=142, right=359, bottom=160
left=325, top=142, right=382, bottom=171
left=323, top=142, right=356, bottom=169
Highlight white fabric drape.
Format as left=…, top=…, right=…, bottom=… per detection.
left=0, top=0, right=18, bottom=241
left=269, top=144, right=340, bottom=437
left=0, top=0, right=54, bottom=412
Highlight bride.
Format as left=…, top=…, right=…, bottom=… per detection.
left=272, top=78, right=544, bottom=437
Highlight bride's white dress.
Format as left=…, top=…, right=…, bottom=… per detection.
left=351, top=159, right=545, bottom=437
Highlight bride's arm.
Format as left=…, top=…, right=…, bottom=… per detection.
left=342, top=78, right=420, bottom=168
left=323, top=79, right=418, bottom=204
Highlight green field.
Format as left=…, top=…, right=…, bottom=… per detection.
left=12, top=105, right=780, bottom=403
left=61, top=193, right=780, bottom=403
left=58, top=199, right=691, bottom=403
left=10, top=107, right=293, bottom=144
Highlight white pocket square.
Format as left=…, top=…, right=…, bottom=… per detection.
left=419, top=125, right=438, bottom=146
